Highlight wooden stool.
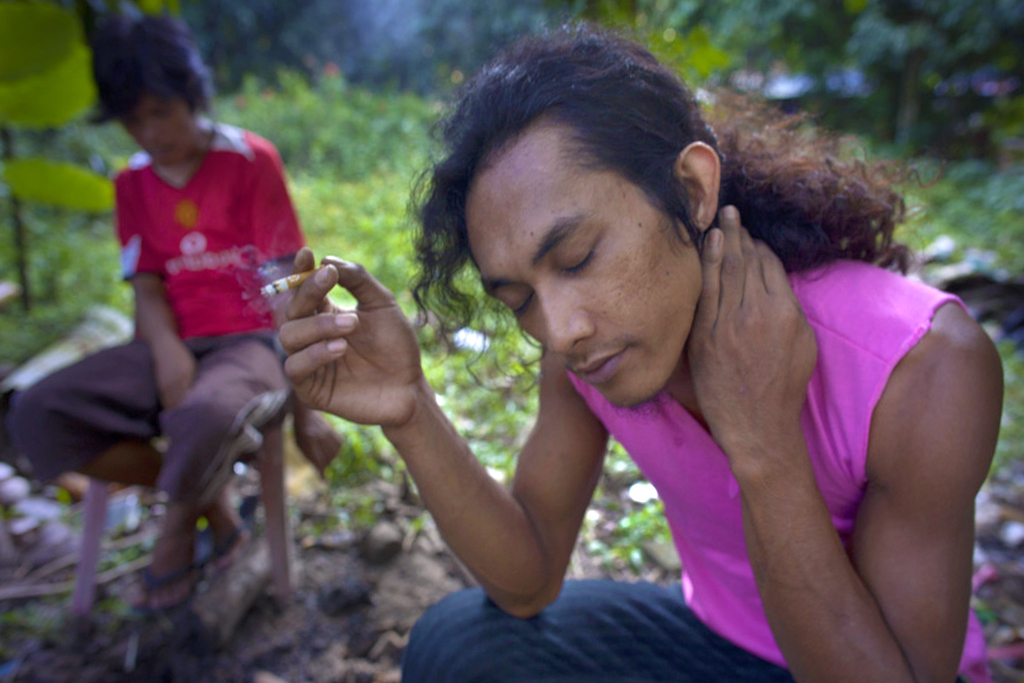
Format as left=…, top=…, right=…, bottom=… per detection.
left=70, top=419, right=293, bottom=615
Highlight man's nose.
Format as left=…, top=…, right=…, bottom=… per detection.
left=539, top=290, right=594, bottom=355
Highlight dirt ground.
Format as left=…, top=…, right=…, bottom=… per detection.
left=3, top=454, right=1024, bottom=683
left=1, top=479, right=469, bottom=683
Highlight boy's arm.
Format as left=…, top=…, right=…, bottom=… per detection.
left=131, top=273, right=195, bottom=410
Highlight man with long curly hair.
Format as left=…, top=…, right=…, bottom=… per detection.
left=280, top=25, right=1000, bottom=683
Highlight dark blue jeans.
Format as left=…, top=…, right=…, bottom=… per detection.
left=401, top=579, right=797, bottom=683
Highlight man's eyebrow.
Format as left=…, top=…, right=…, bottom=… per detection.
left=532, top=214, right=586, bottom=267
left=480, top=213, right=587, bottom=295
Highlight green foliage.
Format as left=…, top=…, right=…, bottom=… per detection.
left=183, top=0, right=552, bottom=94
left=217, top=72, right=437, bottom=181
left=585, top=439, right=672, bottom=571
left=0, top=599, right=64, bottom=660
left=994, top=342, right=1024, bottom=474
left=645, top=25, right=732, bottom=83
left=0, top=3, right=97, bottom=130
left=3, top=157, right=114, bottom=212
left=0, top=1, right=115, bottom=311
left=902, top=160, right=1024, bottom=273
left=557, top=0, right=1024, bottom=157
left=0, top=42, right=96, bottom=129
left=986, top=95, right=1024, bottom=144
left=899, top=159, right=1024, bottom=477
left=0, top=2, right=81, bottom=81
left=0, top=209, right=128, bottom=362
left=608, top=499, right=670, bottom=569
left=423, top=340, right=541, bottom=481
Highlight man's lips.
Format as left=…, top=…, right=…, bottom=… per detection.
left=571, top=350, right=624, bottom=385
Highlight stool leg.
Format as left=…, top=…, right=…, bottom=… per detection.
left=71, top=479, right=109, bottom=615
left=259, top=425, right=292, bottom=602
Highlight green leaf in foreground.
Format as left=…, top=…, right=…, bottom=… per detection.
left=0, top=43, right=96, bottom=129
left=0, top=3, right=80, bottom=83
left=3, top=157, right=114, bottom=213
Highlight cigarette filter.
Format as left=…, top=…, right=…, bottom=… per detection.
left=260, top=270, right=314, bottom=297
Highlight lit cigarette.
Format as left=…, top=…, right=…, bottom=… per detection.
left=260, top=270, right=314, bottom=297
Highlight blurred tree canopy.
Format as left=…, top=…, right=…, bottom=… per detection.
left=562, top=0, right=1023, bottom=157
left=181, top=0, right=553, bottom=94
left=164, top=0, right=1023, bottom=158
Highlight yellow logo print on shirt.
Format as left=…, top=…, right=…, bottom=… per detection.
left=173, top=199, right=199, bottom=229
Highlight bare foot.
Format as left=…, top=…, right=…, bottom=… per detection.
left=293, top=404, right=344, bottom=476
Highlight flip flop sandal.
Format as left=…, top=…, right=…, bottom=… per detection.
left=132, top=563, right=199, bottom=614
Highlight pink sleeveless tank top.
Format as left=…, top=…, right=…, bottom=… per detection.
left=568, top=260, right=990, bottom=682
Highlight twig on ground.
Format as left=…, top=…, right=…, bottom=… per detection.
left=20, top=527, right=155, bottom=583
left=0, top=555, right=150, bottom=601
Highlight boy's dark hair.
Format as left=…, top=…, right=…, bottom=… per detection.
left=90, top=14, right=213, bottom=122
left=413, top=23, right=912, bottom=340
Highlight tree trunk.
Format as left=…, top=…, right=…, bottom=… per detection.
left=1, top=127, right=30, bottom=311
left=895, top=47, right=924, bottom=148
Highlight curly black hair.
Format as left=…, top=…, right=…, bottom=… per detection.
left=413, top=23, right=911, bottom=339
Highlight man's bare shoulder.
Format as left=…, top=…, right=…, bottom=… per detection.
left=867, top=301, right=1003, bottom=488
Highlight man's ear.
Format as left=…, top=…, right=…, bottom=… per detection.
left=673, top=142, right=721, bottom=232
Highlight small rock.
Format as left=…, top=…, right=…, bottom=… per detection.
left=253, top=672, right=290, bottom=683
left=8, top=515, right=39, bottom=537
left=990, top=624, right=1018, bottom=647
left=974, top=544, right=990, bottom=568
left=0, top=462, right=14, bottom=482
left=103, top=493, right=141, bottom=533
left=318, top=576, right=373, bottom=616
left=13, top=497, right=62, bottom=522
left=628, top=481, right=659, bottom=504
left=922, top=235, right=957, bottom=262
left=361, top=521, right=403, bottom=565
left=344, top=660, right=378, bottom=683
left=24, top=521, right=78, bottom=568
left=1002, top=602, right=1024, bottom=629
left=975, top=490, right=1002, bottom=533
left=642, top=540, right=682, bottom=572
left=999, top=521, right=1024, bottom=548
left=368, top=630, right=409, bottom=663
left=0, top=476, right=30, bottom=507
left=314, top=530, right=357, bottom=551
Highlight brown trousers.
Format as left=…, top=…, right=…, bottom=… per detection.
left=6, top=333, right=288, bottom=501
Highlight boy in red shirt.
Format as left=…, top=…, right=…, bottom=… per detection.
left=7, top=14, right=340, bottom=610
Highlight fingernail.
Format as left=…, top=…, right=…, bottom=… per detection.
left=335, top=313, right=356, bottom=328
left=315, top=267, right=331, bottom=286
left=326, top=339, right=346, bottom=353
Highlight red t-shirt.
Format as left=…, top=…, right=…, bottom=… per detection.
left=116, top=124, right=305, bottom=339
